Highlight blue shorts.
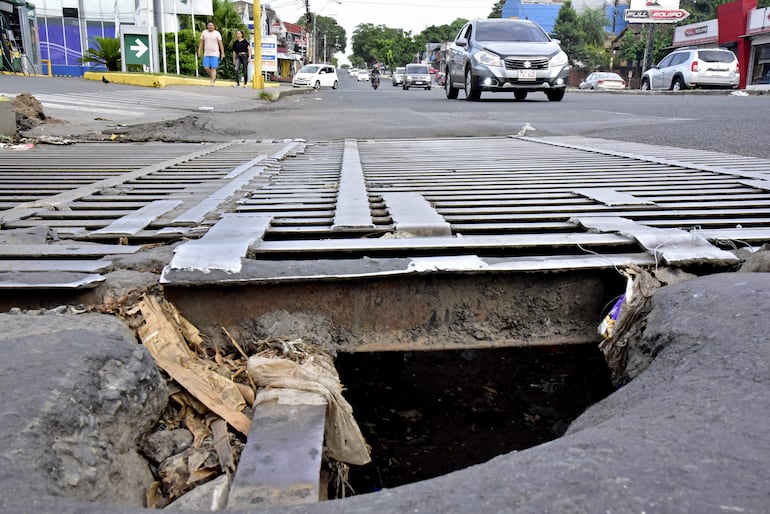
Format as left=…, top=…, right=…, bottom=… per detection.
left=203, top=56, right=220, bottom=69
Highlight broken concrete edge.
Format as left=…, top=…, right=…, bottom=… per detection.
left=2, top=270, right=769, bottom=513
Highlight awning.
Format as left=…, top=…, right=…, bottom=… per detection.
left=277, top=52, right=301, bottom=60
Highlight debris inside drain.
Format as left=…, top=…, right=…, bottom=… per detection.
left=126, top=295, right=368, bottom=508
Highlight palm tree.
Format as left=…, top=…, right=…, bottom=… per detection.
left=79, top=36, right=121, bottom=71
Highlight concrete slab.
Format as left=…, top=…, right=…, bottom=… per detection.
left=0, top=97, right=15, bottom=138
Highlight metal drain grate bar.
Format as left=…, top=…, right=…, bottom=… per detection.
left=3, top=136, right=770, bottom=289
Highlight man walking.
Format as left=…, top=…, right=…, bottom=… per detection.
left=198, top=21, right=225, bottom=86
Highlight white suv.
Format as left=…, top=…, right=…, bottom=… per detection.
left=640, top=47, right=739, bottom=91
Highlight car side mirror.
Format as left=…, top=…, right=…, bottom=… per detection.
left=456, top=37, right=468, bottom=47
left=552, top=38, right=561, bottom=45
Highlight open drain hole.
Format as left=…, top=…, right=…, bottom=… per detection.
left=334, top=345, right=614, bottom=497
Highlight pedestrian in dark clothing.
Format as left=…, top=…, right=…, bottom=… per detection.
left=232, top=30, right=251, bottom=88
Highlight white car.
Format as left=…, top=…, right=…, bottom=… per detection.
left=640, top=47, right=739, bottom=91
left=579, top=72, right=626, bottom=90
left=357, top=69, right=370, bottom=81
left=292, top=64, right=339, bottom=89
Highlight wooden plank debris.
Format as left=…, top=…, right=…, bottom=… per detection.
left=133, top=295, right=251, bottom=435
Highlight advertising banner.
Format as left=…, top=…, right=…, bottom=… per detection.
left=261, top=34, right=277, bottom=73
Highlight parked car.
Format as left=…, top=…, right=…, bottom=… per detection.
left=392, top=66, right=406, bottom=86
left=579, top=72, right=626, bottom=90
left=292, top=64, right=339, bottom=89
left=357, top=69, right=370, bottom=81
left=403, top=63, right=431, bottom=90
left=640, top=47, right=739, bottom=91
left=444, top=18, right=570, bottom=102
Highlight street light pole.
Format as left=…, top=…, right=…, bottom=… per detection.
left=312, top=0, right=341, bottom=63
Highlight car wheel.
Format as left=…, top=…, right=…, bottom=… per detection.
left=545, top=89, right=565, bottom=102
left=427, top=86, right=431, bottom=90
left=514, top=90, right=527, bottom=101
left=404, top=84, right=409, bottom=90
left=640, top=79, right=650, bottom=91
left=671, top=77, right=685, bottom=91
left=332, top=80, right=338, bottom=89
left=314, top=80, right=321, bottom=90
left=464, top=68, right=481, bottom=101
left=445, top=69, right=459, bottom=99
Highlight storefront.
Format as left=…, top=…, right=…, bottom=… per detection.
left=744, top=6, right=770, bottom=89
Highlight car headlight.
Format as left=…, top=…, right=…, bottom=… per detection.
left=473, top=50, right=501, bottom=67
left=549, top=51, right=568, bottom=68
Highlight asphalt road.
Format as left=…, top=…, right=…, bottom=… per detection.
left=3, top=73, right=770, bottom=158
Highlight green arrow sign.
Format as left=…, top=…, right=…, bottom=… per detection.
left=124, top=34, right=150, bottom=66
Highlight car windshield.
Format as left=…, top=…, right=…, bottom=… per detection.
left=408, top=65, right=429, bottom=74
left=299, top=65, right=320, bottom=73
left=597, top=73, right=622, bottom=80
left=698, top=50, right=735, bottom=63
left=475, top=22, right=550, bottom=43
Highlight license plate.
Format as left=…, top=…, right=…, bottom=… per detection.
left=517, top=70, right=536, bottom=80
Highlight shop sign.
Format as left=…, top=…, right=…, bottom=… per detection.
left=626, top=8, right=689, bottom=23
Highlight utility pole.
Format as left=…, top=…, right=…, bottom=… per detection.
left=609, top=0, right=618, bottom=72
left=642, top=23, right=656, bottom=73
left=252, top=0, right=264, bottom=88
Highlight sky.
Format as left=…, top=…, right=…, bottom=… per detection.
left=266, top=0, right=499, bottom=60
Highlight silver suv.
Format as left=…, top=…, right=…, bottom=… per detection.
left=445, top=18, right=570, bottom=102
left=640, top=47, right=739, bottom=91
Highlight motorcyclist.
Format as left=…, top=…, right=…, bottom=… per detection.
left=370, top=65, right=381, bottom=87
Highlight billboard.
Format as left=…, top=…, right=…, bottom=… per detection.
left=626, top=0, right=689, bottom=23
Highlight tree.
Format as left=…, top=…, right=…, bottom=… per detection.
left=351, top=23, right=418, bottom=68
left=576, top=7, right=610, bottom=70
left=79, top=36, right=121, bottom=71
left=617, top=24, right=673, bottom=69
left=578, top=8, right=608, bottom=47
left=308, top=14, right=346, bottom=63
left=489, top=0, right=505, bottom=18
left=416, top=19, right=466, bottom=46
left=551, top=1, right=586, bottom=65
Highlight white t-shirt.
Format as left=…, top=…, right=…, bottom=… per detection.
left=200, top=29, right=222, bottom=57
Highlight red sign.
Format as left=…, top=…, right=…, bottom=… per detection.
left=684, top=25, right=708, bottom=36
left=651, top=9, right=690, bottom=20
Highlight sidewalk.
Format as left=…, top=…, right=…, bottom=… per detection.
left=86, top=71, right=307, bottom=101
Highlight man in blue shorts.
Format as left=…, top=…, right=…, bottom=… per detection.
left=198, top=21, right=225, bottom=86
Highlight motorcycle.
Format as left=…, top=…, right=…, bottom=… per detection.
left=371, top=74, right=380, bottom=90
